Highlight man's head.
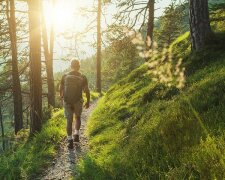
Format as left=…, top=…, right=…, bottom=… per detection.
left=71, top=59, right=80, bottom=71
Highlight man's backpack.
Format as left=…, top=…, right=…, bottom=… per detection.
left=64, top=74, right=83, bottom=104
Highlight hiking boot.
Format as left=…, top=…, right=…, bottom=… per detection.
left=67, top=139, right=73, bottom=149
left=74, top=135, right=80, bottom=143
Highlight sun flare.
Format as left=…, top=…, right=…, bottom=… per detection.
left=44, top=1, right=75, bottom=32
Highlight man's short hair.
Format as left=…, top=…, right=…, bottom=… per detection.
left=71, top=60, right=80, bottom=69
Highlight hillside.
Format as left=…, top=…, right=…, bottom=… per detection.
left=76, top=29, right=225, bottom=180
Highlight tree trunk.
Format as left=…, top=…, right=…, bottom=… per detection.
left=49, top=8, right=55, bottom=106
left=0, top=104, right=5, bottom=151
left=189, top=0, right=213, bottom=51
left=41, top=1, right=55, bottom=107
left=146, top=0, right=155, bottom=45
left=6, top=0, right=23, bottom=134
left=96, top=0, right=102, bottom=93
left=28, top=0, right=42, bottom=135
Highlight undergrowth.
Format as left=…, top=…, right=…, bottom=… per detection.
left=0, top=90, right=100, bottom=179
left=0, top=110, right=66, bottom=179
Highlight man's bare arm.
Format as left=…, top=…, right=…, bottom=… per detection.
left=59, top=75, right=65, bottom=99
left=84, top=85, right=90, bottom=108
left=59, top=83, right=64, bottom=99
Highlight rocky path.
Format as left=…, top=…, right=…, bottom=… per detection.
left=40, top=101, right=97, bottom=180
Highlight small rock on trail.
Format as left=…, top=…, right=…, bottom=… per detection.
left=40, top=101, right=97, bottom=180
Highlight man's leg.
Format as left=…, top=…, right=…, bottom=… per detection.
left=67, top=116, right=73, bottom=139
left=74, top=116, right=81, bottom=134
left=64, top=103, right=74, bottom=148
left=73, top=116, right=81, bottom=143
left=73, top=100, right=83, bottom=142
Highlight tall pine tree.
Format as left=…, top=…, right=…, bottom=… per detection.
left=41, top=1, right=55, bottom=108
left=28, top=0, right=42, bottom=135
left=189, top=0, right=213, bottom=51
left=96, top=0, right=102, bottom=93
left=146, top=0, right=155, bottom=44
left=6, top=0, right=23, bottom=134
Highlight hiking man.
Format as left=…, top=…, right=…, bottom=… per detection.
left=59, top=60, right=90, bottom=149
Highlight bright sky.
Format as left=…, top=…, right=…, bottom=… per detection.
left=43, top=0, right=179, bottom=72
left=44, top=0, right=175, bottom=33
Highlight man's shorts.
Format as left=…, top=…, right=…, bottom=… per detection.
left=64, top=100, right=83, bottom=120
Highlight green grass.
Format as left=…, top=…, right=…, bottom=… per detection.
left=0, top=110, right=66, bottom=179
left=75, top=23, right=225, bottom=179
left=90, top=91, right=102, bottom=101
left=81, top=91, right=101, bottom=104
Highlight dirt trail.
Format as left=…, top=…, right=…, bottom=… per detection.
left=40, top=101, right=97, bottom=180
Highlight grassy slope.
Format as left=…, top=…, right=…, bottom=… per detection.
left=76, top=17, right=225, bottom=180
left=0, top=110, right=66, bottom=179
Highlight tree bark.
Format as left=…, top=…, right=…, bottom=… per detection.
left=189, top=0, right=213, bottom=51
left=0, top=104, right=5, bottom=151
left=48, top=6, right=55, bottom=106
left=6, top=0, right=23, bottom=134
left=49, top=22, right=55, bottom=106
left=28, top=0, right=42, bottom=135
left=146, top=0, right=155, bottom=45
left=41, top=1, right=55, bottom=107
left=96, top=0, right=102, bottom=93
